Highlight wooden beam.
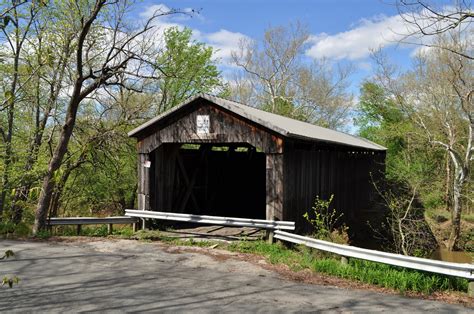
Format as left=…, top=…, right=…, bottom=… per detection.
left=138, top=153, right=151, bottom=211
left=266, top=153, right=284, bottom=221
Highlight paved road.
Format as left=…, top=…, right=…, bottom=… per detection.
left=0, top=239, right=471, bottom=313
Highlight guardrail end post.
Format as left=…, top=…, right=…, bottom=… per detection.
left=77, top=224, right=82, bottom=235
left=108, top=224, right=113, bottom=235
left=266, top=230, right=274, bottom=244
left=468, top=281, right=474, bottom=298
left=340, top=256, right=349, bottom=265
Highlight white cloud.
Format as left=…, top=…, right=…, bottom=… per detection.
left=305, top=14, right=410, bottom=60
left=200, top=29, right=249, bottom=63
left=305, top=5, right=473, bottom=61
left=140, top=4, right=249, bottom=66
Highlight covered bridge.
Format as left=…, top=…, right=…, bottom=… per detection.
left=128, top=94, right=386, bottom=238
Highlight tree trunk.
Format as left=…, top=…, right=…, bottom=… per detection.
left=0, top=45, right=20, bottom=216
left=48, top=174, right=68, bottom=219
left=33, top=96, right=81, bottom=234
left=447, top=182, right=462, bottom=251
left=444, top=152, right=451, bottom=212
left=0, top=142, right=12, bottom=215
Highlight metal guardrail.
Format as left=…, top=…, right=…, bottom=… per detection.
left=47, top=216, right=139, bottom=235
left=47, top=216, right=139, bottom=225
left=125, top=209, right=295, bottom=231
left=274, top=230, right=474, bottom=280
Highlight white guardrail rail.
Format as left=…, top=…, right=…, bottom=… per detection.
left=47, top=216, right=139, bottom=225
left=274, top=230, right=474, bottom=280
left=125, top=209, right=295, bottom=231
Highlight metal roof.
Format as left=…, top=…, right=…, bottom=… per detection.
left=128, top=93, right=386, bottom=151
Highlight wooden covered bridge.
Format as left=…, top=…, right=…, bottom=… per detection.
left=128, top=94, right=386, bottom=239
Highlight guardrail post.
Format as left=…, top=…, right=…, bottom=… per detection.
left=469, top=280, right=474, bottom=297
left=107, top=224, right=113, bottom=234
left=132, top=222, right=139, bottom=232
left=340, top=256, right=349, bottom=265
left=266, top=230, right=274, bottom=244
left=77, top=224, right=82, bottom=235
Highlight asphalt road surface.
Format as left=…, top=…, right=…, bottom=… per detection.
left=0, top=239, right=471, bottom=313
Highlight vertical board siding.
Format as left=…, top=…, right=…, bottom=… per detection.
left=283, top=141, right=385, bottom=242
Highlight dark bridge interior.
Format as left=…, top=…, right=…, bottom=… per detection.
left=150, top=143, right=266, bottom=219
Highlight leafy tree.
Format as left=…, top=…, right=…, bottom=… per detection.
left=156, top=27, right=226, bottom=113
left=32, top=1, right=184, bottom=234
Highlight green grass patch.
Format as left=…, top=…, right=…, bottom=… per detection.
left=462, top=212, right=474, bottom=224
left=228, top=240, right=468, bottom=295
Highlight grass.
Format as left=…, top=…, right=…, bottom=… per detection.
left=463, top=212, right=474, bottom=224
left=227, top=240, right=468, bottom=295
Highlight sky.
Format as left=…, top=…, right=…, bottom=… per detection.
left=132, top=0, right=445, bottom=98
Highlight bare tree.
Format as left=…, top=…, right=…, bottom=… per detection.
left=373, top=181, right=437, bottom=256
left=397, top=0, right=474, bottom=60
left=231, top=22, right=309, bottom=113
left=231, top=22, right=354, bottom=130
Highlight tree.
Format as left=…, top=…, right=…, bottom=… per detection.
left=356, top=81, right=441, bottom=255
left=232, top=22, right=309, bottom=116
left=397, top=0, right=473, bottom=60
left=231, top=23, right=353, bottom=129
left=372, top=33, right=473, bottom=250
left=156, top=27, right=226, bottom=113
left=0, top=0, right=41, bottom=215
left=9, top=7, right=75, bottom=223
left=32, top=0, right=182, bottom=234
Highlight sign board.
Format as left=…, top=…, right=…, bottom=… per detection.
left=196, top=115, right=210, bottom=134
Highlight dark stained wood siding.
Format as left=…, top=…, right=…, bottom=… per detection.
left=283, top=140, right=386, bottom=241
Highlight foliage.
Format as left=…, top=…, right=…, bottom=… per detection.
left=1, top=250, right=19, bottom=288
left=303, top=195, right=347, bottom=243
left=360, top=32, right=474, bottom=250
left=0, top=2, right=225, bottom=234
left=156, top=27, right=227, bottom=113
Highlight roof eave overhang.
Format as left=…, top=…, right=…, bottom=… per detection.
left=286, top=132, right=387, bottom=152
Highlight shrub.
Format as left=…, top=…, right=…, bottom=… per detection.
left=303, top=195, right=347, bottom=243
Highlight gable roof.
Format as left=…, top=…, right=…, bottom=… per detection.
left=128, top=93, right=386, bottom=151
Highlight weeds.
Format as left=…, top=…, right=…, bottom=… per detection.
left=303, top=195, right=347, bottom=243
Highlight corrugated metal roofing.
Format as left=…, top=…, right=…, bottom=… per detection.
left=128, top=93, right=386, bottom=151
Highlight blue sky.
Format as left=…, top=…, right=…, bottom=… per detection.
left=134, top=0, right=431, bottom=96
